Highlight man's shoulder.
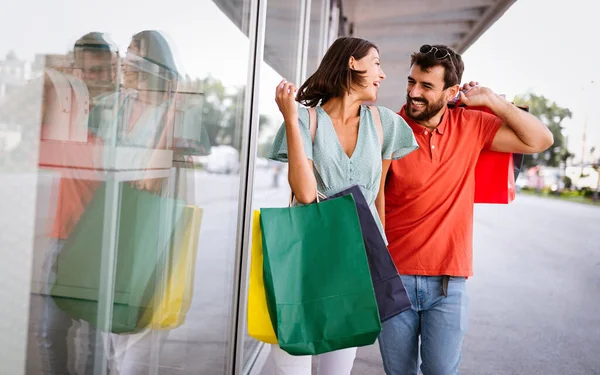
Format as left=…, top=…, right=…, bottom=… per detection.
left=447, top=106, right=471, bottom=120
left=448, top=106, right=496, bottom=123
left=443, top=107, right=491, bottom=135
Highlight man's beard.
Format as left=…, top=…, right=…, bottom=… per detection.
left=405, top=94, right=446, bottom=122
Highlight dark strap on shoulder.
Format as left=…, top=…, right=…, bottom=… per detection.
left=307, top=107, right=318, bottom=142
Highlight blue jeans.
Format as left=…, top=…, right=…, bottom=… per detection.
left=378, top=275, right=469, bottom=375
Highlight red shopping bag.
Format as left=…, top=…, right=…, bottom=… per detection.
left=449, top=103, right=526, bottom=204
left=474, top=151, right=516, bottom=204
left=468, top=105, right=516, bottom=204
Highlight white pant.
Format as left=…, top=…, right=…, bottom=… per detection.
left=110, top=330, right=169, bottom=375
left=270, top=345, right=357, bottom=375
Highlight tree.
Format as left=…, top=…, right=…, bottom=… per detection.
left=199, top=76, right=242, bottom=149
left=513, top=93, right=572, bottom=168
left=177, top=75, right=278, bottom=156
left=257, top=114, right=275, bottom=157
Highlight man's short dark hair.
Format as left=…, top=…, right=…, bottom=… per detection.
left=73, top=32, right=117, bottom=68
left=410, top=44, right=464, bottom=89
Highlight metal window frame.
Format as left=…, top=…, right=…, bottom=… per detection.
left=296, top=0, right=312, bottom=84
left=319, top=0, right=332, bottom=58
left=226, top=0, right=267, bottom=373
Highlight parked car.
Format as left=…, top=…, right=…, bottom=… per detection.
left=516, top=174, right=529, bottom=191
left=205, top=145, right=240, bottom=174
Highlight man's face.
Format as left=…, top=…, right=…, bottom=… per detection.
left=405, top=64, right=453, bottom=122
left=78, top=50, right=115, bottom=100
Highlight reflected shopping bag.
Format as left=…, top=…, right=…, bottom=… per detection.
left=51, top=183, right=186, bottom=333
left=247, top=210, right=278, bottom=344
left=326, top=186, right=411, bottom=322
left=261, top=195, right=381, bottom=356
left=137, top=205, right=203, bottom=331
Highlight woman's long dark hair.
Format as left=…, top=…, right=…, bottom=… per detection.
left=129, top=30, right=179, bottom=93
left=296, top=37, right=378, bottom=107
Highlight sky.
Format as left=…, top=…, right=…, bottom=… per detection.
left=460, top=0, right=599, bottom=164
left=1, top=0, right=597, bottom=163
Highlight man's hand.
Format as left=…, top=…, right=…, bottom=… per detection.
left=458, top=82, right=497, bottom=109
left=455, top=81, right=553, bottom=154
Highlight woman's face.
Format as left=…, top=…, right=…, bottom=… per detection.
left=351, top=47, right=386, bottom=102
left=122, top=45, right=142, bottom=89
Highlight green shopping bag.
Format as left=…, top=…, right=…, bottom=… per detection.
left=50, top=183, right=185, bottom=333
left=260, top=194, right=381, bottom=355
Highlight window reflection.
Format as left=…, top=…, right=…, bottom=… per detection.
left=3, top=1, right=256, bottom=373
left=20, top=28, right=216, bottom=374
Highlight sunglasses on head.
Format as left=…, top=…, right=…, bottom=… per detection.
left=419, top=44, right=453, bottom=60
left=419, top=44, right=461, bottom=88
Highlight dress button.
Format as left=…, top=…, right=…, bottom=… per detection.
left=431, top=145, right=435, bottom=149
left=424, top=131, right=428, bottom=135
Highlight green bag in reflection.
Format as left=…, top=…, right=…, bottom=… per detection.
left=50, top=183, right=185, bottom=334
left=260, top=194, right=381, bottom=355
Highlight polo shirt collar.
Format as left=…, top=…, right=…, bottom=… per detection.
left=399, top=104, right=449, bottom=135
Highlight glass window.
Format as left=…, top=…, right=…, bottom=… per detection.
left=0, top=0, right=257, bottom=373
left=263, top=0, right=304, bottom=82
left=305, top=0, right=329, bottom=78
left=244, top=0, right=305, bottom=367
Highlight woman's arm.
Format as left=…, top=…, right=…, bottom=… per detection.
left=276, top=80, right=317, bottom=204
left=375, top=159, right=391, bottom=228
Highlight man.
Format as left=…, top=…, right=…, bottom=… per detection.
left=36, top=32, right=118, bottom=375
left=72, top=31, right=119, bottom=107
left=379, top=44, right=553, bottom=375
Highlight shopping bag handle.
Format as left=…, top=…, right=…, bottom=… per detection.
left=289, top=190, right=326, bottom=207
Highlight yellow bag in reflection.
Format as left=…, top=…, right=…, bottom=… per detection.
left=247, top=210, right=277, bottom=344
left=138, top=205, right=203, bottom=331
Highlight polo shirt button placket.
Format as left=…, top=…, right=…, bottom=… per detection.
left=430, top=133, right=437, bottom=161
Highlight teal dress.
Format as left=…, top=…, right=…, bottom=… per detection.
left=91, top=90, right=169, bottom=148
left=269, top=105, right=418, bottom=243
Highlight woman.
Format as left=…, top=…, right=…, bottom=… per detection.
left=89, top=30, right=191, bottom=375
left=268, top=37, right=418, bottom=374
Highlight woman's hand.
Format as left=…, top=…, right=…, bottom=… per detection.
left=275, top=79, right=298, bottom=122
left=130, top=178, right=163, bottom=195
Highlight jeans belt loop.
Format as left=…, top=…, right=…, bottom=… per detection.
left=442, top=275, right=450, bottom=297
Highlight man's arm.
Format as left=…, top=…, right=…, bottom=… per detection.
left=459, top=85, right=554, bottom=154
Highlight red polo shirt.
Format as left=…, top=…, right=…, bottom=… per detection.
left=385, top=105, right=502, bottom=277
